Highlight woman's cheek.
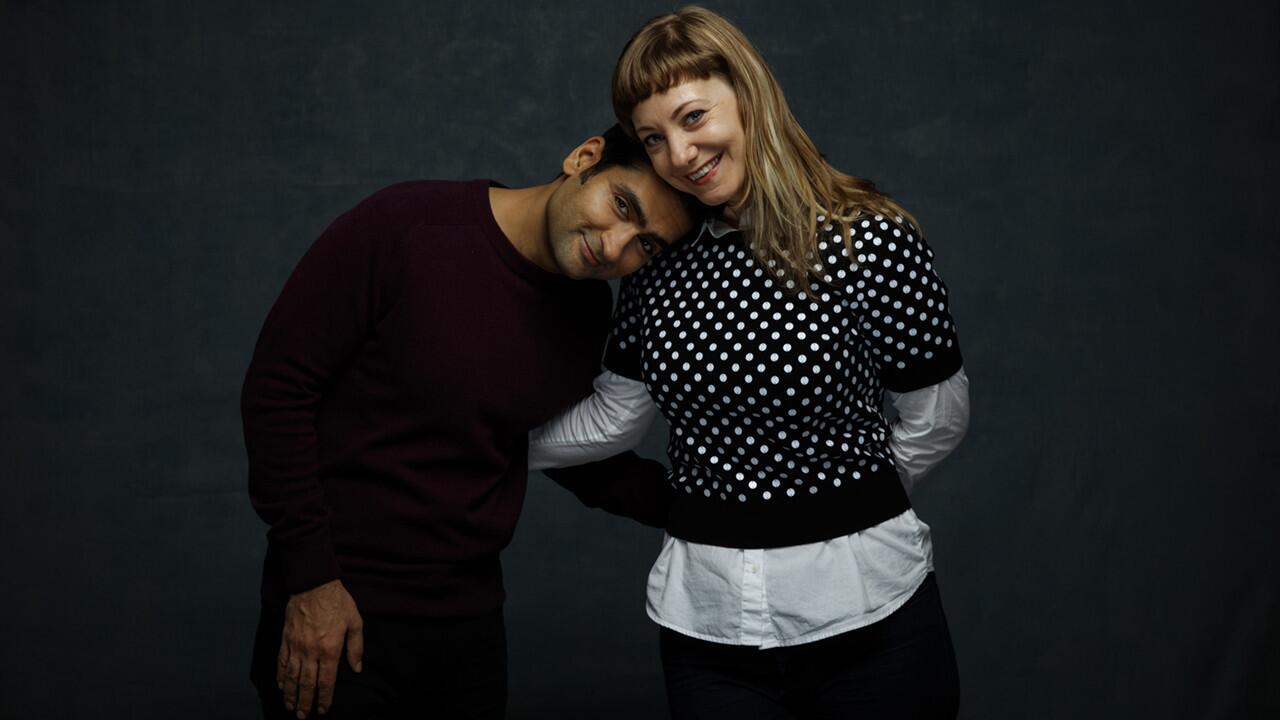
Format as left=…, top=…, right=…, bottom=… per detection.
left=661, top=168, right=686, bottom=191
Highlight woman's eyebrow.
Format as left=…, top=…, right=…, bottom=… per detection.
left=668, top=98, right=703, bottom=120
left=635, top=98, right=707, bottom=132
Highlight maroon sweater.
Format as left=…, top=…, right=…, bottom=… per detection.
left=242, top=180, right=617, bottom=617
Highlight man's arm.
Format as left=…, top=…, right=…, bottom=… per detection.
left=242, top=194, right=402, bottom=716
left=529, top=370, right=671, bottom=526
left=544, top=451, right=673, bottom=528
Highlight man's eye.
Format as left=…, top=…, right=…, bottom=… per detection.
left=615, top=196, right=629, bottom=216
left=640, top=237, right=657, bottom=256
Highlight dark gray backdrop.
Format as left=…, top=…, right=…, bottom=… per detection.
left=2, top=1, right=1276, bottom=718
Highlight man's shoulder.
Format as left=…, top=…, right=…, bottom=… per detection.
left=350, top=179, right=490, bottom=224
left=306, top=180, right=496, bottom=270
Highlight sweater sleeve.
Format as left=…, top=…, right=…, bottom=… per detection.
left=828, top=214, right=963, bottom=392
left=544, top=451, right=673, bottom=529
left=543, top=273, right=671, bottom=526
left=241, top=189, right=404, bottom=595
left=601, top=274, right=646, bottom=380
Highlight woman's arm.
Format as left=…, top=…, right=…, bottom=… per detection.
left=885, top=367, right=970, bottom=494
left=528, top=370, right=657, bottom=470
left=531, top=371, right=672, bottom=528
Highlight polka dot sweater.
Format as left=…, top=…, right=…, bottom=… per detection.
left=604, top=214, right=963, bottom=548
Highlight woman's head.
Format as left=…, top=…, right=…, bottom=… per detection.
left=630, top=75, right=746, bottom=208
left=611, top=6, right=917, bottom=292
left=611, top=6, right=796, bottom=212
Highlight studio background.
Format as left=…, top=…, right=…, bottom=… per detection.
left=2, top=1, right=1276, bottom=718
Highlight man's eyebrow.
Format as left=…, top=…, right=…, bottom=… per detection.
left=613, top=183, right=649, bottom=228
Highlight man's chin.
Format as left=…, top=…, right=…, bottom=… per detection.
left=557, top=263, right=592, bottom=281
left=555, top=254, right=605, bottom=281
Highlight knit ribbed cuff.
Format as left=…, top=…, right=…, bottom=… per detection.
left=276, top=537, right=341, bottom=595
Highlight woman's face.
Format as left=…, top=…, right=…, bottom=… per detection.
left=631, top=75, right=746, bottom=208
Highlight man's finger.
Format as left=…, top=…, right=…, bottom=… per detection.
left=346, top=619, right=365, bottom=673
left=316, top=658, right=338, bottom=715
left=283, top=655, right=302, bottom=712
left=296, top=657, right=319, bottom=718
left=276, top=639, right=290, bottom=690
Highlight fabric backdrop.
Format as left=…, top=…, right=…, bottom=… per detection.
left=1, top=1, right=1276, bottom=717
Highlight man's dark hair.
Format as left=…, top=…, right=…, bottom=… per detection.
left=582, top=124, right=708, bottom=225
left=581, top=123, right=652, bottom=181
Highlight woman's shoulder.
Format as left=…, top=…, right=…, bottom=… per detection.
left=628, top=221, right=719, bottom=284
left=818, top=210, right=931, bottom=260
left=804, top=210, right=932, bottom=292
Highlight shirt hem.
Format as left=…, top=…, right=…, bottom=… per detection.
left=645, top=564, right=935, bottom=650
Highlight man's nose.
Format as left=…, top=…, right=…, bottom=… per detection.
left=599, top=228, right=636, bottom=263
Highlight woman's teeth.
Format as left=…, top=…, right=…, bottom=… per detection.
left=688, top=154, right=721, bottom=182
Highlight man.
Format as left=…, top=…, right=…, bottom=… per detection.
left=242, top=125, right=693, bottom=719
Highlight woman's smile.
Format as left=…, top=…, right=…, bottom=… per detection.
left=632, top=76, right=747, bottom=207
left=686, top=153, right=722, bottom=184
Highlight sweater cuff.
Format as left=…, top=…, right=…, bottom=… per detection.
left=276, top=537, right=342, bottom=595
left=545, top=452, right=672, bottom=528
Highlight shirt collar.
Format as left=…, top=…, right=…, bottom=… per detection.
left=702, top=212, right=743, bottom=240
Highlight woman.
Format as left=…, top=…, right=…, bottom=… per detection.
left=533, top=7, right=969, bottom=718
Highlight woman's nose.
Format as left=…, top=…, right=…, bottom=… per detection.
left=668, top=136, right=698, bottom=169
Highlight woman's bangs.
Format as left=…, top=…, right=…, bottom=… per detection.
left=615, top=40, right=720, bottom=118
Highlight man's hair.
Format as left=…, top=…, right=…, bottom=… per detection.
left=580, top=123, right=652, bottom=181
left=584, top=123, right=707, bottom=225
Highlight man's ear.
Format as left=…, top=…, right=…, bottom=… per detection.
left=561, top=136, right=606, bottom=178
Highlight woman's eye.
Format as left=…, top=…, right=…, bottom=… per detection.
left=642, top=134, right=662, bottom=148
left=684, top=110, right=705, bottom=125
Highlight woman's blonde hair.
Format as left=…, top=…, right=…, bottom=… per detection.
left=612, top=5, right=919, bottom=291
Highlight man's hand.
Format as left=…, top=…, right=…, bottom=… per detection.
left=277, top=579, right=364, bottom=718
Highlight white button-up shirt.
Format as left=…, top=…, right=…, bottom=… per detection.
left=531, top=351, right=969, bottom=649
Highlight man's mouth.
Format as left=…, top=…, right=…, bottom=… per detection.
left=581, top=233, right=602, bottom=267
left=687, top=153, right=722, bottom=184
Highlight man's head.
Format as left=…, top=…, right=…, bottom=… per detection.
left=544, top=125, right=699, bottom=280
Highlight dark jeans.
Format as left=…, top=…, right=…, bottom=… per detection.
left=660, top=573, right=960, bottom=720
left=250, top=605, right=507, bottom=720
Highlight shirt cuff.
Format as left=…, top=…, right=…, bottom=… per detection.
left=528, top=370, right=656, bottom=470
left=885, top=366, right=970, bottom=493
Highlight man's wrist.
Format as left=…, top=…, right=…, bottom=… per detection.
left=277, top=539, right=341, bottom=595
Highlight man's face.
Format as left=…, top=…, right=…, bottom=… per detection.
left=544, top=161, right=693, bottom=280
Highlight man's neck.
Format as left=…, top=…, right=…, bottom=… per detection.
left=488, top=181, right=563, bottom=273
